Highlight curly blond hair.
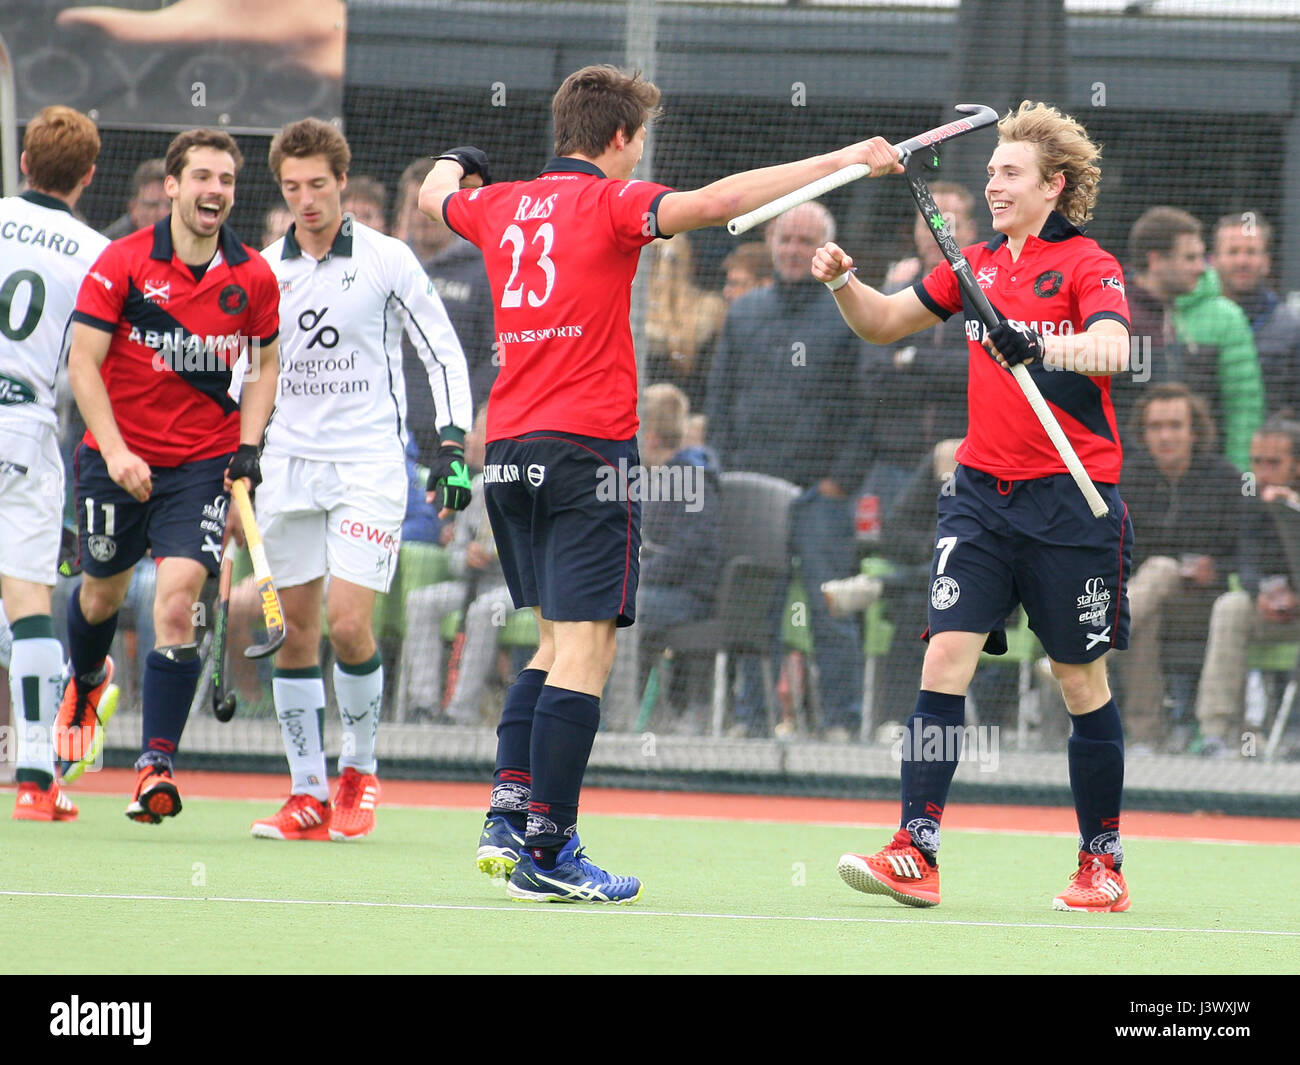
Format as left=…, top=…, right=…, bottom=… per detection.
left=997, top=101, right=1102, bottom=226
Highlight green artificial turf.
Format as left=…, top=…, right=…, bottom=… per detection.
left=2, top=795, right=1297, bottom=974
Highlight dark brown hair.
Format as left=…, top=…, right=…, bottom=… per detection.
left=164, top=129, right=243, bottom=181
left=268, top=118, right=351, bottom=181
left=552, top=65, right=661, bottom=158
left=1133, top=381, right=1217, bottom=452
left=1129, top=206, right=1202, bottom=267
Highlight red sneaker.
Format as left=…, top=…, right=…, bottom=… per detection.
left=837, top=829, right=941, bottom=908
left=54, top=656, right=119, bottom=766
left=250, top=793, right=331, bottom=841
left=12, top=780, right=79, bottom=822
left=329, top=767, right=379, bottom=841
left=125, top=763, right=182, bottom=824
left=1052, top=851, right=1130, bottom=913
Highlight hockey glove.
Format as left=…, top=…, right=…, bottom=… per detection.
left=428, top=442, right=473, bottom=512
left=986, top=320, right=1044, bottom=368
left=227, top=443, right=262, bottom=489
left=436, top=146, right=492, bottom=186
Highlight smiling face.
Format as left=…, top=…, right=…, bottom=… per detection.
left=166, top=146, right=236, bottom=241
left=279, top=153, right=346, bottom=240
left=985, top=140, right=1062, bottom=241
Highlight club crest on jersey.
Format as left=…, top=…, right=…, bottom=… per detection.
left=975, top=266, right=998, bottom=289
left=87, top=534, right=116, bottom=562
left=142, top=280, right=170, bottom=303
left=1033, top=270, right=1064, bottom=298
left=218, top=284, right=248, bottom=315
left=1101, top=275, right=1125, bottom=297
left=341, top=270, right=357, bottom=291
left=931, top=576, right=960, bottom=610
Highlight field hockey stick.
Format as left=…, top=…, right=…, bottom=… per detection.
left=728, top=104, right=999, bottom=236
left=230, top=479, right=288, bottom=657
left=211, top=533, right=237, bottom=721
left=902, top=152, right=1109, bottom=519
left=442, top=567, right=481, bottom=710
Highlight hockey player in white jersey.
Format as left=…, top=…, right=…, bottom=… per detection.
left=250, top=118, right=473, bottom=842
left=3, top=106, right=114, bottom=821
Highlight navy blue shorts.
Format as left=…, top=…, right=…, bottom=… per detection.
left=925, top=465, right=1132, bottom=664
left=75, top=444, right=230, bottom=578
left=484, top=432, right=640, bottom=627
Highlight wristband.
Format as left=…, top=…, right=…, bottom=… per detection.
left=825, top=270, right=853, bottom=292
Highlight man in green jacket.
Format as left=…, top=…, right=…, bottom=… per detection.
left=1119, top=206, right=1263, bottom=470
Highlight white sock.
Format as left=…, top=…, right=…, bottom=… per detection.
left=273, top=671, right=329, bottom=801
left=334, top=654, right=382, bottom=775
left=11, top=627, right=64, bottom=782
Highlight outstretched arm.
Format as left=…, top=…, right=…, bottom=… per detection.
left=654, top=138, right=902, bottom=237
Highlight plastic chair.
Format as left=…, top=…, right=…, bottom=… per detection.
left=663, top=471, right=800, bottom=737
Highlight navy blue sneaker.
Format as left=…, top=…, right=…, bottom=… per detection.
left=507, top=835, right=643, bottom=904
left=477, top=815, right=526, bottom=879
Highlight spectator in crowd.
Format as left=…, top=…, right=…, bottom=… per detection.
left=1118, top=205, right=1263, bottom=470
left=644, top=235, right=726, bottom=411
left=260, top=205, right=293, bottom=247
left=398, top=406, right=509, bottom=724
left=101, top=158, right=169, bottom=239
left=707, top=201, right=871, bottom=738
left=1211, top=211, right=1300, bottom=418
left=1195, top=418, right=1300, bottom=757
left=393, top=158, right=442, bottom=263
left=1118, top=383, right=1241, bottom=751
left=861, top=180, right=975, bottom=510
left=393, top=157, right=496, bottom=455
left=721, top=242, right=773, bottom=306
left=635, top=383, right=721, bottom=735
left=341, top=174, right=388, bottom=233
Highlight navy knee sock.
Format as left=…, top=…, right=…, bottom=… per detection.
left=489, top=668, right=546, bottom=832
left=899, top=690, right=966, bottom=865
left=527, top=685, right=600, bottom=863
left=67, top=585, right=118, bottom=684
left=139, top=649, right=201, bottom=770
left=1067, top=699, right=1125, bottom=867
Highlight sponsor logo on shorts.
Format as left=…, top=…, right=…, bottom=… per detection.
left=483, top=463, right=520, bottom=484
left=338, top=519, right=399, bottom=555
left=87, top=534, right=116, bottom=562
left=931, top=575, right=960, bottom=610
left=1076, top=576, right=1111, bottom=627
left=202, top=495, right=229, bottom=523
left=527, top=463, right=546, bottom=487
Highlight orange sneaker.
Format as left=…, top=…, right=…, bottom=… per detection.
left=12, top=780, right=79, bottom=822
left=1052, top=851, right=1130, bottom=913
left=250, top=793, right=331, bottom=841
left=125, top=763, right=182, bottom=824
left=837, top=829, right=941, bottom=908
left=54, top=656, right=119, bottom=766
left=329, top=767, right=379, bottom=841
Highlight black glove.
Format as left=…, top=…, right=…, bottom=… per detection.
left=986, top=320, right=1044, bottom=368
left=427, top=442, right=473, bottom=512
left=436, top=146, right=492, bottom=186
left=227, top=443, right=262, bottom=488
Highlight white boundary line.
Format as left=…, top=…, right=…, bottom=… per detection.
left=3, top=890, right=1298, bottom=937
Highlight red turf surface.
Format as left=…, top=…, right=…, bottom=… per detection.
left=44, top=768, right=1300, bottom=845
